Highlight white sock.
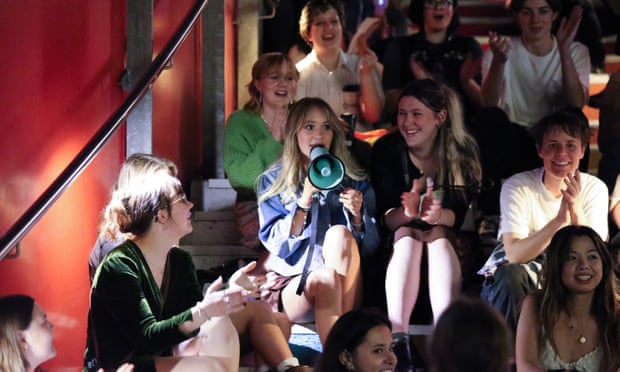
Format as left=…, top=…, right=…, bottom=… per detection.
left=277, top=357, right=300, bottom=372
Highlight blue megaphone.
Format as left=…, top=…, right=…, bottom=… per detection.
left=308, top=145, right=345, bottom=190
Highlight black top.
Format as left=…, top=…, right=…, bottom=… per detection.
left=370, top=130, right=472, bottom=230
left=375, top=32, right=483, bottom=121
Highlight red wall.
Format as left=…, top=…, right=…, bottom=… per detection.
left=0, top=0, right=206, bottom=369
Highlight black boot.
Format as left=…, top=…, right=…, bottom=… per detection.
left=392, top=333, right=414, bottom=372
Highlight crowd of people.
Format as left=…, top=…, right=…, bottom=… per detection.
left=2, top=0, right=619, bottom=370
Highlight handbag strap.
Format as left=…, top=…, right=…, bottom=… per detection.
left=296, top=196, right=319, bottom=295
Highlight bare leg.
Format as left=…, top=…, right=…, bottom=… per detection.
left=281, top=267, right=341, bottom=344
left=172, top=316, right=239, bottom=371
left=229, top=300, right=294, bottom=367
left=385, top=236, right=423, bottom=333
left=322, top=225, right=362, bottom=311
left=427, top=238, right=461, bottom=323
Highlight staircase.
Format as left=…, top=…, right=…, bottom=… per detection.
left=181, top=179, right=258, bottom=273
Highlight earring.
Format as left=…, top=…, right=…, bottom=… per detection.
left=259, top=92, right=263, bottom=105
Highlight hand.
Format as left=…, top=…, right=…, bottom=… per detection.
left=299, top=177, right=320, bottom=209
left=408, top=57, right=430, bottom=80
left=487, top=31, right=510, bottom=63
left=198, top=276, right=249, bottom=318
left=419, top=178, right=441, bottom=224
left=401, top=178, right=422, bottom=218
left=557, top=5, right=582, bottom=53
left=560, top=170, right=583, bottom=223
left=229, top=261, right=260, bottom=297
left=459, top=53, right=481, bottom=83
left=259, top=271, right=281, bottom=298
left=339, top=187, right=364, bottom=217
left=359, top=48, right=379, bottom=74
left=270, top=107, right=287, bottom=142
left=348, top=17, right=382, bottom=55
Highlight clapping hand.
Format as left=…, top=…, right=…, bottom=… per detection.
left=402, top=177, right=440, bottom=223
left=488, top=31, right=510, bottom=63
left=560, top=170, right=583, bottom=223
left=557, top=5, right=582, bottom=53
left=402, top=178, right=423, bottom=218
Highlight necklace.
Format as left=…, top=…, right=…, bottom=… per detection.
left=260, top=113, right=273, bottom=128
left=567, top=318, right=587, bottom=344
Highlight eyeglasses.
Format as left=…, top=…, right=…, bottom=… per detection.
left=171, top=194, right=188, bottom=205
left=424, top=0, right=454, bottom=8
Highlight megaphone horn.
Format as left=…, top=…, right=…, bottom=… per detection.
left=308, top=145, right=345, bottom=190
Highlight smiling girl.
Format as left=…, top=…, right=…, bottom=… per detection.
left=257, top=97, right=380, bottom=344
left=370, top=79, right=481, bottom=370
left=516, top=225, right=620, bottom=371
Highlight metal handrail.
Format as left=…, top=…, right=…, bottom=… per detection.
left=0, top=0, right=209, bottom=261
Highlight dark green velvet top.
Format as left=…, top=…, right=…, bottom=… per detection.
left=84, top=240, right=201, bottom=371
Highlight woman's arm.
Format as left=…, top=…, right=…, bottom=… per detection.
left=257, top=172, right=311, bottom=259
left=516, top=295, right=545, bottom=372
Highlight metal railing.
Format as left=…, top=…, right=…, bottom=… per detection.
left=0, top=0, right=209, bottom=261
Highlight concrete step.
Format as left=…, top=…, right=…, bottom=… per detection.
left=181, top=244, right=258, bottom=271
left=182, top=210, right=239, bottom=246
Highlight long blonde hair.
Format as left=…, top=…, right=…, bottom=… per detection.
left=399, top=79, right=482, bottom=187
left=0, top=295, right=35, bottom=372
left=258, top=97, right=365, bottom=203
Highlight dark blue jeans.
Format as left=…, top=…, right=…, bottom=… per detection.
left=480, top=263, right=537, bottom=331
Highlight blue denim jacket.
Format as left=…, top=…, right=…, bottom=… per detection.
left=258, top=162, right=380, bottom=276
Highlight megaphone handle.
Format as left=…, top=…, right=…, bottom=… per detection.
left=296, top=197, right=319, bottom=296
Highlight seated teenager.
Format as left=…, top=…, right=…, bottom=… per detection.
left=84, top=164, right=306, bottom=372
left=478, top=108, right=608, bottom=330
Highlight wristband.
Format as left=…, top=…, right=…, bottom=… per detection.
left=195, top=302, right=210, bottom=321
left=297, top=202, right=311, bottom=212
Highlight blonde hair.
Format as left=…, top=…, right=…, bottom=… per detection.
left=98, top=154, right=178, bottom=240
left=259, top=97, right=365, bottom=203
left=0, top=295, right=35, bottom=372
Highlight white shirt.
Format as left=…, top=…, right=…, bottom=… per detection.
left=499, top=167, right=609, bottom=241
left=295, top=49, right=361, bottom=118
left=482, top=37, right=590, bottom=128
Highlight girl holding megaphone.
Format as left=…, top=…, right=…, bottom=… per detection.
left=257, top=97, right=381, bottom=345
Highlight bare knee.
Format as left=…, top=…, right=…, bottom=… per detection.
left=307, top=267, right=339, bottom=296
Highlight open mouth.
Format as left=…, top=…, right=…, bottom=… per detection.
left=576, top=274, right=592, bottom=281
left=552, top=160, right=569, bottom=167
